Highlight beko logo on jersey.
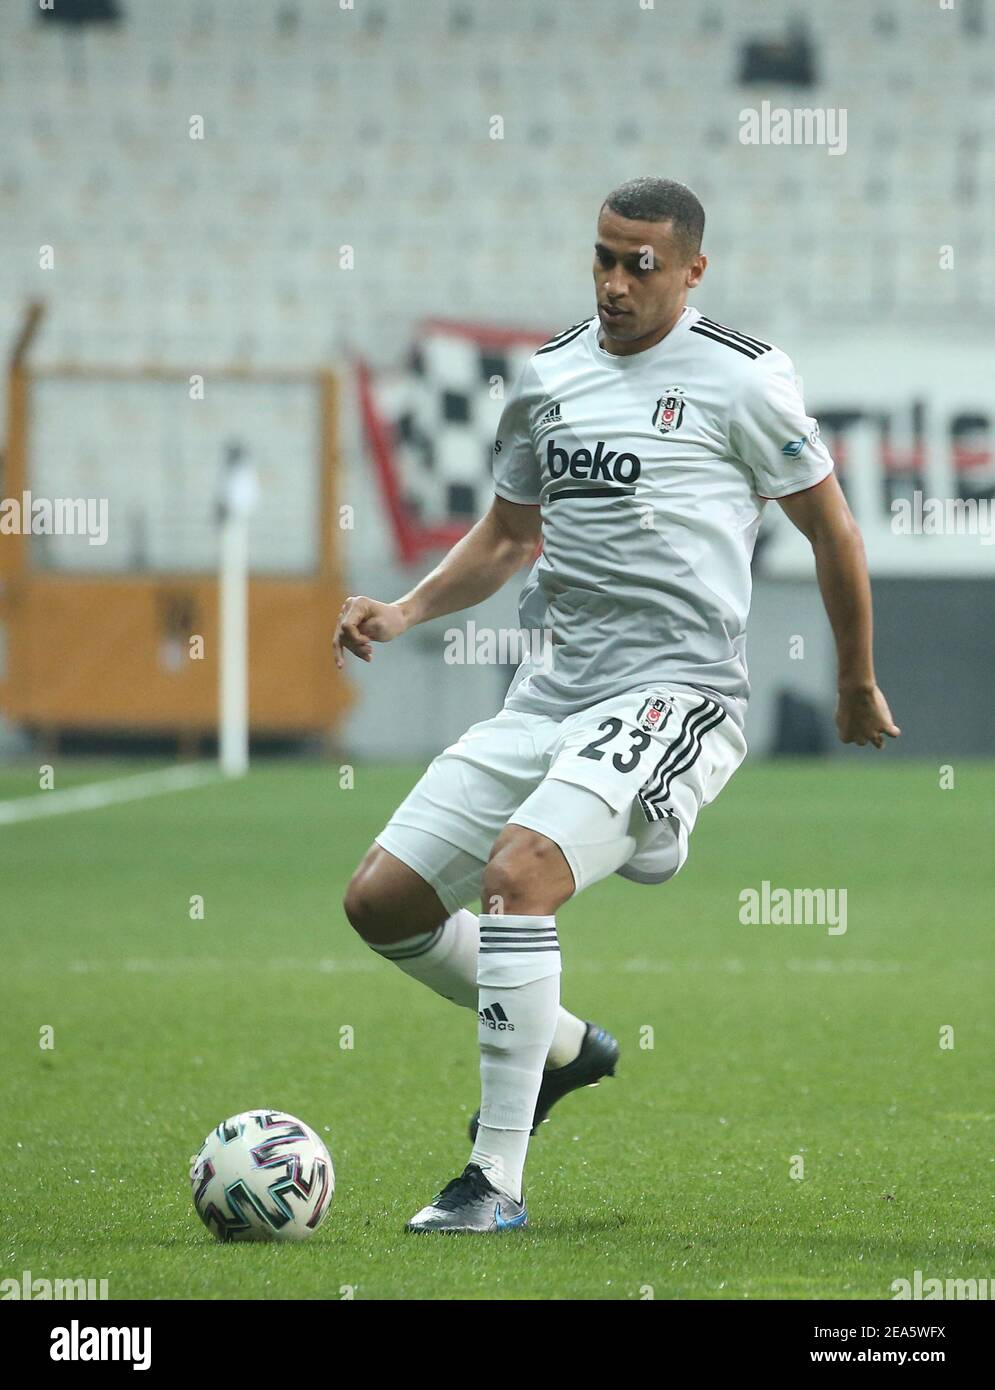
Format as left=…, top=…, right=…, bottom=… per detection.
left=545, top=439, right=641, bottom=486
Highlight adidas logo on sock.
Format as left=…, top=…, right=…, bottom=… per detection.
left=537, top=402, right=561, bottom=426
left=478, top=1003, right=515, bottom=1032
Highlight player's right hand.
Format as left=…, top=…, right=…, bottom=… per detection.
left=332, top=595, right=410, bottom=668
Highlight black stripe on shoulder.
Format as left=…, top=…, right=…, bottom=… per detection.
left=690, top=323, right=762, bottom=359
left=535, top=317, right=595, bottom=355
left=697, top=316, right=771, bottom=354
left=538, top=316, right=593, bottom=347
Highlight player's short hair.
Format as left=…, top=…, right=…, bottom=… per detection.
left=601, top=177, right=705, bottom=259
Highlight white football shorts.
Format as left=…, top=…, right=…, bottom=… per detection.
left=374, top=684, right=747, bottom=915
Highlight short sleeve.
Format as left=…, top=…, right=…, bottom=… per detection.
left=492, top=362, right=541, bottom=504
left=729, top=351, right=834, bottom=499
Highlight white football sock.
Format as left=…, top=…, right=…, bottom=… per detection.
left=370, top=908, right=479, bottom=1007
left=369, top=908, right=584, bottom=1068
left=468, top=912, right=561, bottom=1203
left=546, top=1011, right=586, bottom=1069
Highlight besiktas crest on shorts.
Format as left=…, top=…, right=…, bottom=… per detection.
left=636, top=695, right=674, bottom=733
left=653, top=387, right=686, bottom=434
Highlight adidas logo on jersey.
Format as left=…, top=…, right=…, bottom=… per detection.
left=537, top=402, right=562, bottom=426
left=478, top=1003, right=515, bottom=1031
left=546, top=439, right=641, bottom=485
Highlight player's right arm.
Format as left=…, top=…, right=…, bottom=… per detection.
left=332, top=495, right=540, bottom=667
left=335, top=359, right=543, bottom=668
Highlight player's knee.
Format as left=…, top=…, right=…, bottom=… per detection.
left=342, top=868, right=387, bottom=942
left=481, top=833, right=572, bottom=916
left=479, top=855, right=514, bottom=915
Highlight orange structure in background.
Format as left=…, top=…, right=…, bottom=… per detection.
left=0, top=305, right=353, bottom=747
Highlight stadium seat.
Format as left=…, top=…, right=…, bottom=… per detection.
left=0, top=0, right=988, bottom=370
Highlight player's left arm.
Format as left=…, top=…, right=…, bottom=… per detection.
left=777, top=474, right=901, bottom=749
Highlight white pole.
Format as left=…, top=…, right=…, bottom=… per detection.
left=218, top=446, right=257, bottom=779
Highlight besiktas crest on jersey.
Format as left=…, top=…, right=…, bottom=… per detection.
left=653, top=387, right=685, bottom=434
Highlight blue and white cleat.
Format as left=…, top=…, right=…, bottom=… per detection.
left=468, top=1021, right=619, bottom=1143
left=405, top=1163, right=527, bottom=1234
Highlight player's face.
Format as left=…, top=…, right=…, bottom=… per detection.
left=593, top=206, right=706, bottom=355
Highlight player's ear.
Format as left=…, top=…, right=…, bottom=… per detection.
left=686, top=253, right=707, bottom=288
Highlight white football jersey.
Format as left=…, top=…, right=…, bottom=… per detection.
left=491, top=304, right=834, bottom=726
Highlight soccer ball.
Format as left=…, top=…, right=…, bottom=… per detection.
left=190, top=1109, right=334, bottom=1242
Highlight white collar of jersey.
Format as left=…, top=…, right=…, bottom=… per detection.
left=591, top=304, right=698, bottom=367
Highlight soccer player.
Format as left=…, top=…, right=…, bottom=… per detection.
left=335, top=177, right=900, bottom=1234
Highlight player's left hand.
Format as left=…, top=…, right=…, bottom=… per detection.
left=835, top=683, right=901, bottom=749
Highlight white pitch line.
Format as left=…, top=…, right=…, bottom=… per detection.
left=0, top=764, right=222, bottom=826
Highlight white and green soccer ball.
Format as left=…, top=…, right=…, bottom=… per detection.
left=190, top=1109, right=334, bottom=1242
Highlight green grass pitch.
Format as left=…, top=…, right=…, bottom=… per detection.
left=1, top=758, right=992, bottom=1300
